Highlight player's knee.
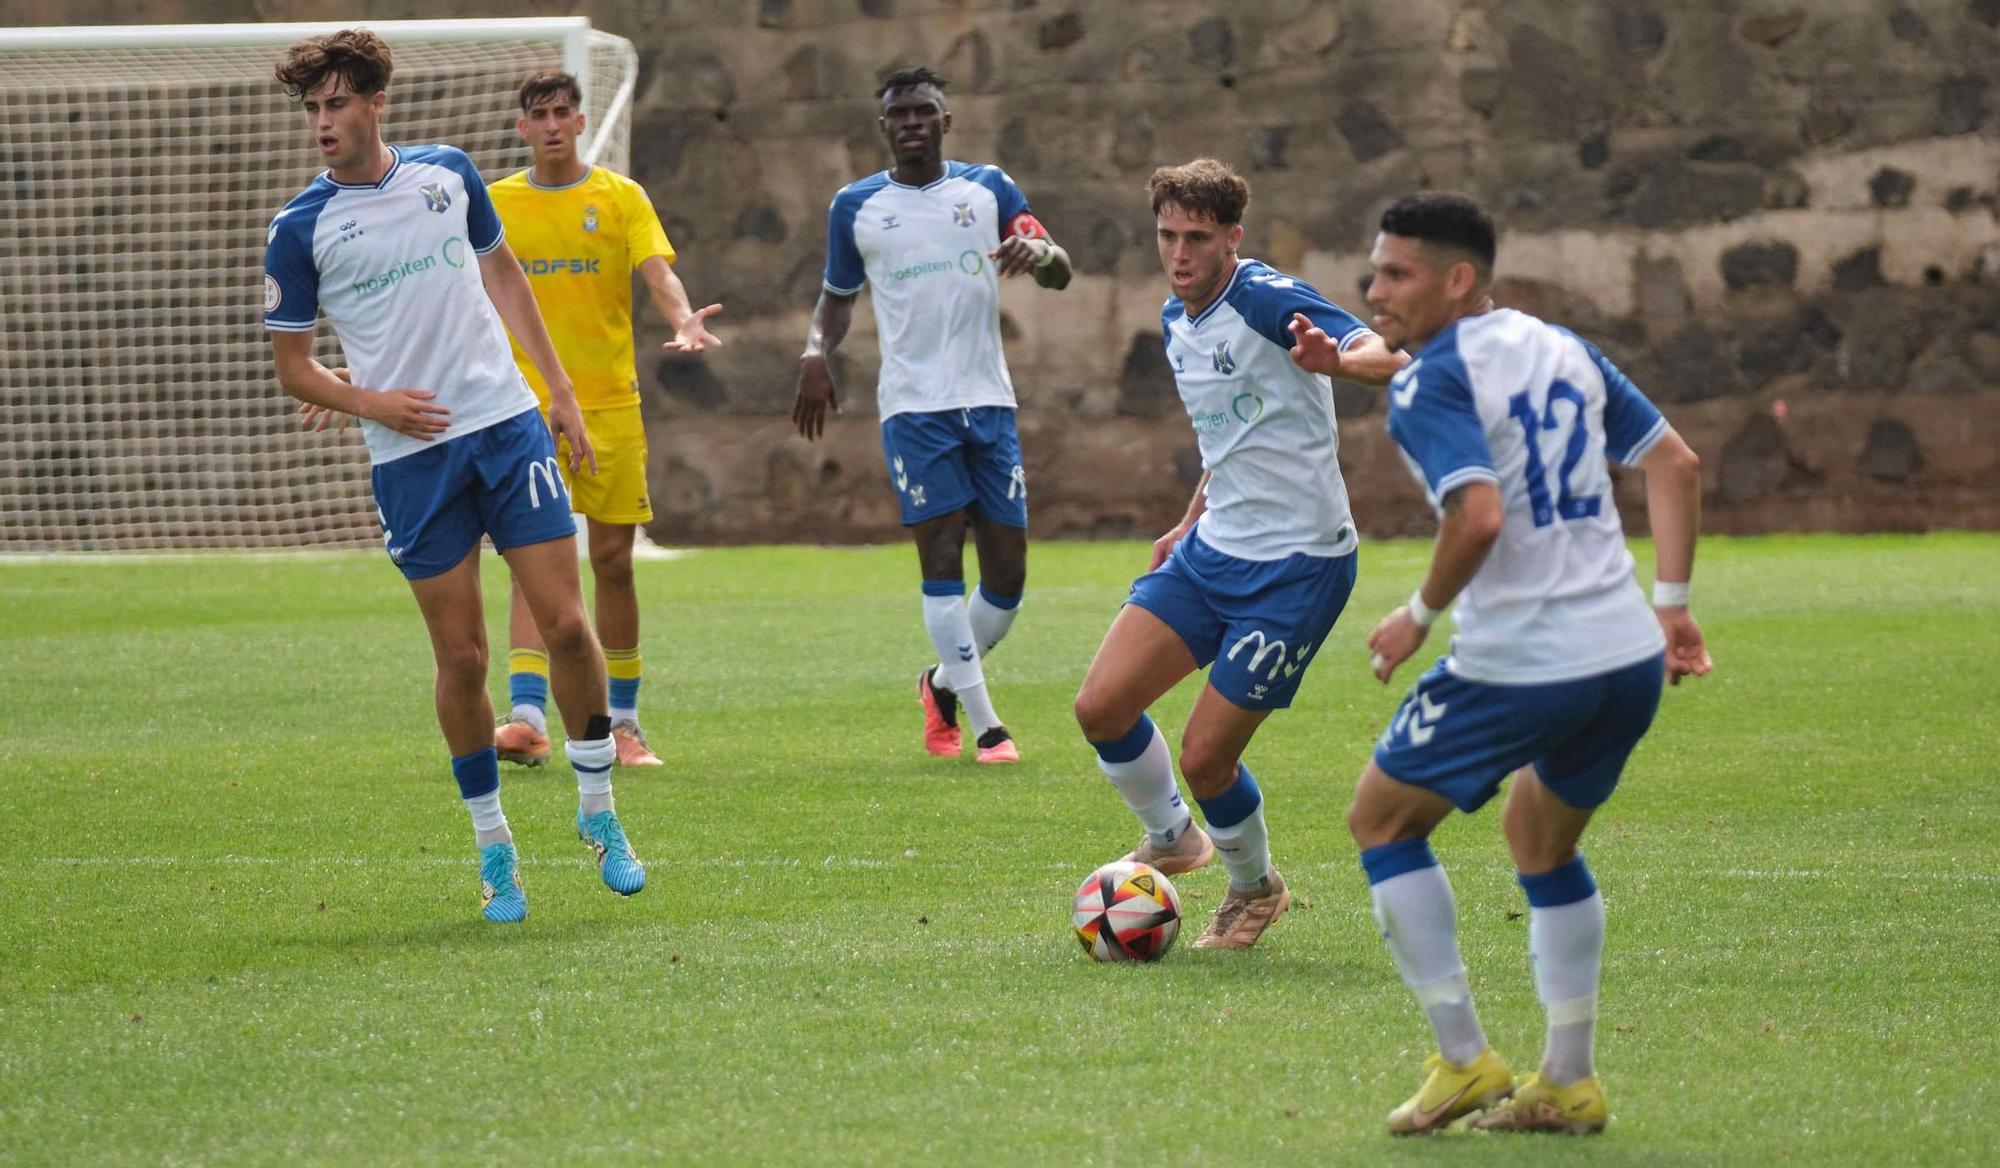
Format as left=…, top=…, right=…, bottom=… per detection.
left=1176, top=743, right=1236, bottom=799
left=538, top=610, right=595, bottom=661
left=983, top=559, right=1025, bottom=599
left=1073, top=687, right=1133, bottom=744
left=432, top=639, right=487, bottom=687
left=589, top=546, right=634, bottom=591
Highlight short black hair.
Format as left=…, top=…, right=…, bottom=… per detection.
left=875, top=66, right=949, bottom=103
left=1379, top=192, right=1497, bottom=272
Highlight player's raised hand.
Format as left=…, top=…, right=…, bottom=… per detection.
left=990, top=235, right=1050, bottom=278
left=546, top=393, right=598, bottom=476
left=363, top=389, right=449, bottom=441
left=1366, top=606, right=1429, bottom=684
left=1656, top=607, right=1713, bottom=686
left=664, top=304, right=726, bottom=354
left=1288, top=313, right=1343, bottom=376
left=793, top=355, right=840, bottom=441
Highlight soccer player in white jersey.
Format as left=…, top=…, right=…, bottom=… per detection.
left=262, top=30, right=647, bottom=923
left=792, top=66, right=1071, bottom=765
left=1302, top=192, right=1711, bottom=1132
left=1072, top=159, right=1406, bottom=949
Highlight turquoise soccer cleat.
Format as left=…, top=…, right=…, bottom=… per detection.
left=478, top=841, right=528, bottom=923
left=577, top=808, right=647, bottom=896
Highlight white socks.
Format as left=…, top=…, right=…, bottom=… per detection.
left=1530, top=890, right=1605, bottom=1085
left=922, top=590, right=1001, bottom=734
left=1195, top=766, right=1272, bottom=893
left=568, top=736, right=615, bottom=817
left=465, top=790, right=510, bottom=848
left=1092, top=716, right=1189, bottom=842
left=1364, top=847, right=1487, bottom=1066
left=967, top=585, right=1021, bottom=656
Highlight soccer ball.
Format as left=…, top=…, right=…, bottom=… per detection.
left=1072, top=860, right=1181, bottom=962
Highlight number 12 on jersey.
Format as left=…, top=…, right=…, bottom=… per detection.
left=1507, top=380, right=1602, bottom=528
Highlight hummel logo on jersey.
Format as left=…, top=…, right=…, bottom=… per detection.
left=953, top=203, right=975, bottom=227
left=419, top=183, right=451, bottom=213
left=893, top=456, right=909, bottom=492
left=1391, top=358, right=1424, bottom=409
left=957, top=643, right=975, bottom=662
left=881, top=214, right=900, bottom=229
left=583, top=204, right=600, bottom=233
left=1390, top=689, right=1449, bottom=746
left=1212, top=340, right=1236, bottom=375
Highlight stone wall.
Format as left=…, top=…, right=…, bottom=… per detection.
left=39, top=0, right=2000, bottom=541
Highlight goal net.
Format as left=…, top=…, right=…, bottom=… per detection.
left=0, top=18, right=638, bottom=553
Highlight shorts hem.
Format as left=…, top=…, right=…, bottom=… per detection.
left=1121, top=595, right=1211, bottom=668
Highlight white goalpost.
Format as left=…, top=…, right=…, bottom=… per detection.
left=0, top=18, right=639, bottom=553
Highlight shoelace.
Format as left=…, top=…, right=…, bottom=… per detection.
left=480, top=847, right=517, bottom=891
left=585, top=813, right=631, bottom=860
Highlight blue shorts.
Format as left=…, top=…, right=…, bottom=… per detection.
left=370, top=407, right=577, bottom=580
left=1125, top=530, right=1357, bottom=711
left=880, top=406, right=1027, bottom=527
left=1373, top=652, right=1667, bottom=812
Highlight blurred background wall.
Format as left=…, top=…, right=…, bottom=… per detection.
left=15, top=0, right=2000, bottom=542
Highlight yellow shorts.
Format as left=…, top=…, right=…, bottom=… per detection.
left=546, top=402, right=654, bottom=525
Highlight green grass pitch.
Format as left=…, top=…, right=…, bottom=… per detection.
left=2, top=534, right=1995, bottom=1165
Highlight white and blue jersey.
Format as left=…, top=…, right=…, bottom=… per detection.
left=263, top=144, right=538, bottom=466
left=1164, top=258, right=1374, bottom=562
left=1386, top=308, right=1669, bottom=684
left=822, top=161, right=1042, bottom=420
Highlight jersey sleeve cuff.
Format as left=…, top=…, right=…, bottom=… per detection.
left=264, top=319, right=317, bottom=332
left=1336, top=326, right=1376, bottom=352
left=1431, top=465, right=1500, bottom=498
left=822, top=279, right=864, bottom=296
left=1610, top=415, right=1669, bottom=466
left=473, top=228, right=506, bottom=255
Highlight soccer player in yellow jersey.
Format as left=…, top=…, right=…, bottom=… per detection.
left=488, top=70, right=723, bottom=769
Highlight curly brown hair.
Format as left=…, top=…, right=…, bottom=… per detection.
left=518, top=70, right=582, bottom=112
left=274, top=29, right=394, bottom=101
left=1146, top=159, right=1251, bottom=225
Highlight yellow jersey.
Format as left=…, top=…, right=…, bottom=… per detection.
left=488, top=165, right=675, bottom=410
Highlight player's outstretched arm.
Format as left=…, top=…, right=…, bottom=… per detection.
left=1368, top=481, right=1502, bottom=683
left=1637, top=427, right=1713, bottom=685
left=1287, top=314, right=1406, bottom=385
left=478, top=241, right=595, bottom=475
left=794, top=289, right=856, bottom=441
left=637, top=255, right=724, bottom=353
left=272, top=333, right=447, bottom=440
left=991, top=235, right=1072, bottom=290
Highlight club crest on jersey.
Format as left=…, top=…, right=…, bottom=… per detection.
left=582, top=204, right=600, bottom=233
left=952, top=203, right=975, bottom=228
left=1212, top=340, right=1236, bottom=375
left=419, top=183, right=451, bottom=213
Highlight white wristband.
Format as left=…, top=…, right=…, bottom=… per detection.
left=1407, top=588, right=1441, bottom=628
left=1034, top=243, right=1058, bottom=269
left=1653, top=579, right=1690, bottom=608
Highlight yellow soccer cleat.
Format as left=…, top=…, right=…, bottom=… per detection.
left=1459, top=1072, right=1607, bottom=1134
left=1386, top=1049, right=1516, bottom=1135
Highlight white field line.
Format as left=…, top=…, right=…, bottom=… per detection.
left=18, top=856, right=1999, bottom=885
left=0, top=543, right=693, bottom=566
